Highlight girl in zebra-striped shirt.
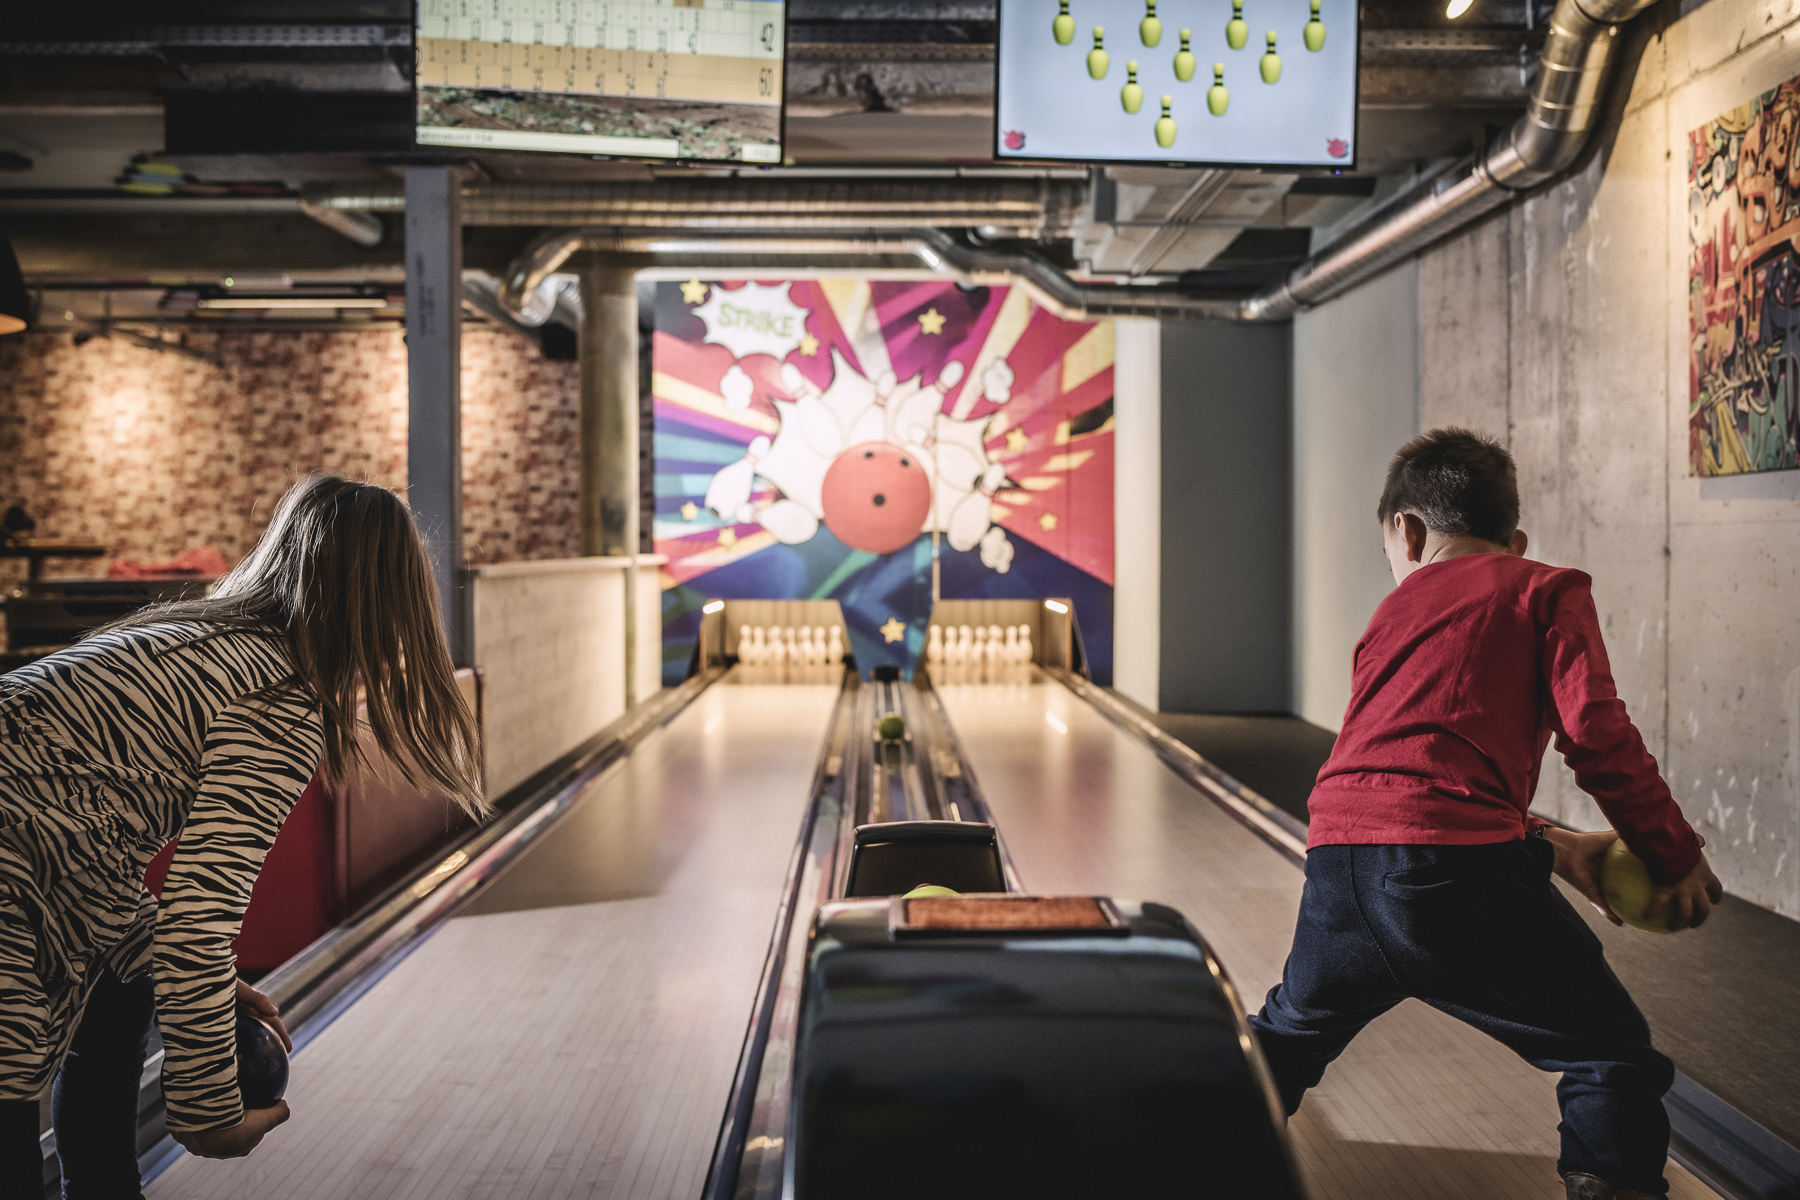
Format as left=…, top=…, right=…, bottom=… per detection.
left=0, top=475, right=485, bottom=1193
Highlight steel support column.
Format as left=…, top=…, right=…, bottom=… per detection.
left=404, top=167, right=467, bottom=664
left=581, top=261, right=641, bottom=708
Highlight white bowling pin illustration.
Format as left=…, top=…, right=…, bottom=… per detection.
left=705, top=455, right=757, bottom=520
left=759, top=498, right=820, bottom=545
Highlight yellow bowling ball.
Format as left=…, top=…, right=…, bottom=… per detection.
left=1601, top=838, right=1704, bottom=934
left=903, top=884, right=960, bottom=899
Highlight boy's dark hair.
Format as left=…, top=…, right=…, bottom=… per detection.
left=1377, top=428, right=1520, bottom=545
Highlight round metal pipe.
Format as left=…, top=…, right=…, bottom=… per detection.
left=494, top=229, right=1247, bottom=323
left=300, top=179, right=1087, bottom=234
left=1255, top=0, right=1659, bottom=315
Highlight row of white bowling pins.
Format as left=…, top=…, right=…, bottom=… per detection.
left=739, top=624, right=844, bottom=666
left=927, top=623, right=1034, bottom=666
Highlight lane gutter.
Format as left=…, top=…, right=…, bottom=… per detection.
left=701, top=668, right=861, bottom=1200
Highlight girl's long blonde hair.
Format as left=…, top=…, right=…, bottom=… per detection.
left=111, top=474, right=488, bottom=819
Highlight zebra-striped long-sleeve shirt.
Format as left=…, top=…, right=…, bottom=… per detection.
left=0, top=621, right=323, bottom=1131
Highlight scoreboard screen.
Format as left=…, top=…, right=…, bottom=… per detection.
left=416, top=0, right=785, bottom=163
left=995, top=0, right=1357, bottom=169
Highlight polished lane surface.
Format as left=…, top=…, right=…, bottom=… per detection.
left=148, top=677, right=842, bottom=1200
left=936, top=672, right=1718, bottom=1200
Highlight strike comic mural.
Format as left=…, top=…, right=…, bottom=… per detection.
left=1689, top=77, right=1800, bottom=475
left=653, top=278, right=1115, bottom=683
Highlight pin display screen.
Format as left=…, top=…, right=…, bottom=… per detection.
left=994, top=0, right=1357, bottom=168
left=415, top=1, right=786, bottom=163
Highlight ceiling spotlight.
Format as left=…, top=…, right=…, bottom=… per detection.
left=1445, top=0, right=1474, bottom=16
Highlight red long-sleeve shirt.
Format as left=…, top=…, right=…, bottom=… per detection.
left=1307, top=553, right=1703, bottom=885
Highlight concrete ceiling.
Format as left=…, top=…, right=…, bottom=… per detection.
left=0, top=0, right=1544, bottom=297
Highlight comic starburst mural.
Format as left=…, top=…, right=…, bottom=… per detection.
left=653, top=278, right=1115, bottom=683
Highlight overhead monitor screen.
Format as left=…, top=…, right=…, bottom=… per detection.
left=994, top=0, right=1357, bottom=169
left=416, top=1, right=785, bottom=163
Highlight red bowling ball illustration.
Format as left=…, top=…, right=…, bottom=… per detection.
left=820, top=442, right=934, bottom=554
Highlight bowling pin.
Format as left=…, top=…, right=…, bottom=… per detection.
left=1003, top=625, right=1019, bottom=664
left=1121, top=61, right=1143, bottom=113
left=1260, top=32, right=1281, bottom=83
left=798, top=626, right=814, bottom=666
left=1155, top=95, right=1176, bottom=148
left=1140, top=0, right=1161, bottom=47
left=705, top=455, right=757, bottom=519
left=1173, top=29, right=1195, bottom=81
left=972, top=626, right=988, bottom=669
left=770, top=629, right=787, bottom=666
left=989, top=626, right=1005, bottom=664
left=1018, top=624, right=1033, bottom=665
left=738, top=624, right=752, bottom=664
left=1087, top=27, right=1108, bottom=79
left=1226, top=0, right=1247, bottom=50
left=1208, top=64, right=1229, bottom=115
left=928, top=624, right=944, bottom=664
left=828, top=625, right=844, bottom=664
left=959, top=626, right=974, bottom=666
left=1304, top=0, right=1325, bottom=51
left=760, top=498, right=821, bottom=545
left=1053, top=0, right=1075, bottom=44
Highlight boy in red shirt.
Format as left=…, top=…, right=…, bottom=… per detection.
left=1250, top=429, right=1722, bottom=1200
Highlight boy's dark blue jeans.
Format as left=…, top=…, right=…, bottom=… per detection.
left=1251, top=836, right=1674, bottom=1196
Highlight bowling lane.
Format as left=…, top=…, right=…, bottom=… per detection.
left=149, top=675, right=842, bottom=1200
left=935, top=673, right=1721, bottom=1200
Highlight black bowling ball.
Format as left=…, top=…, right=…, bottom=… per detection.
left=235, top=1013, right=289, bottom=1110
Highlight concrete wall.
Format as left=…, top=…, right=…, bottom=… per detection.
left=1291, top=261, right=1421, bottom=731
left=1159, top=319, right=1295, bottom=713
left=1113, top=318, right=1162, bottom=711
left=469, top=556, right=664, bottom=799
left=1407, top=0, right=1800, bottom=918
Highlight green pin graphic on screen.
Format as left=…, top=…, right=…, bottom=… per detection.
left=1053, top=0, right=1075, bottom=45
left=1260, top=31, right=1282, bottom=82
left=1140, top=0, right=1162, bottom=47
left=1304, top=0, right=1326, bottom=51
left=1173, top=28, right=1195, bottom=80
left=1088, top=26, right=1109, bottom=78
left=1121, top=61, right=1143, bottom=112
left=1208, top=64, right=1229, bottom=115
left=1225, top=0, right=1248, bottom=51
left=1155, top=95, right=1176, bottom=147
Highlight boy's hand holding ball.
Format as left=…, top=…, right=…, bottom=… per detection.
left=1546, top=826, right=1723, bottom=932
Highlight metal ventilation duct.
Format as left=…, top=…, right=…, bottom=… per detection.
left=492, top=230, right=1243, bottom=323
left=1244, top=0, right=1659, bottom=320
left=299, top=178, right=1087, bottom=237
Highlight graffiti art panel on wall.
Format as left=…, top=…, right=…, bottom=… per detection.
left=1689, top=79, right=1800, bottom=475
left=653, top=278, right=1114, bottom=683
